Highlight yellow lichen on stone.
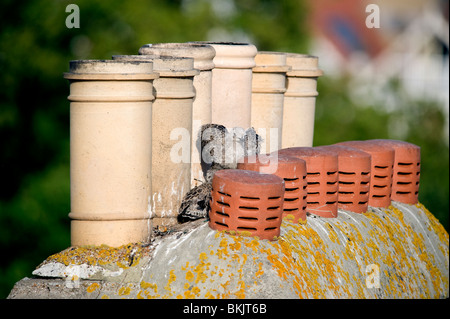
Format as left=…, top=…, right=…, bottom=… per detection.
left=255, top=262, right=264, bottom=278
left=234, top=280, right=246, bottom=299
left=140, top=281, right=158, bottom=294
left=326, top=222, right=339, bottom=244
left=418, top=202, right=449, bottom=245
left=118, top=285, right=131, bottom=296
left=41, top=242, right=148, bottom=269
left=115, top=204, right=447, bottom=299
left=185, top=271, right=194, bottom=282
left=86, top=282, right=100, bottom=293
left=165, top=269, right=177, bottom=292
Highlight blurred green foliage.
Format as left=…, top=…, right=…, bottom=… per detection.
left=0, top=0, right=447, bottom=298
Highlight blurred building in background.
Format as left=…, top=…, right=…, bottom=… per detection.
left=308, top=0, right=449, bottom=143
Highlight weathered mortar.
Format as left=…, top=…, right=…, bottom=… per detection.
left=8, top=202, right=449, bottom=299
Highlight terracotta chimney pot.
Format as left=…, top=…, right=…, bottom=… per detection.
left=317, top=145, right=371, bottom=213
left=336, top=141, right=395, bottom=208
left=237, top=154, right=307, bottom=223
left=276, top=147, right=339, bottom=218
left=368, top=139, right=420, bottom=204
left=209, top=169, right=285, bottom=240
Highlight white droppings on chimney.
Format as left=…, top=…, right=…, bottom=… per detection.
left=147, top=195, right=153, bottom=218
left=171, top=181, right=177, bottom=196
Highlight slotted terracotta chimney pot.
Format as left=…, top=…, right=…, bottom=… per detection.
left=368, top=139, right=420, bottom=204
left=276, top=147, right=339, bottom=218
left=336, top=141, right=395, bottom=208
left=317, top=145, right=371, bottom=213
